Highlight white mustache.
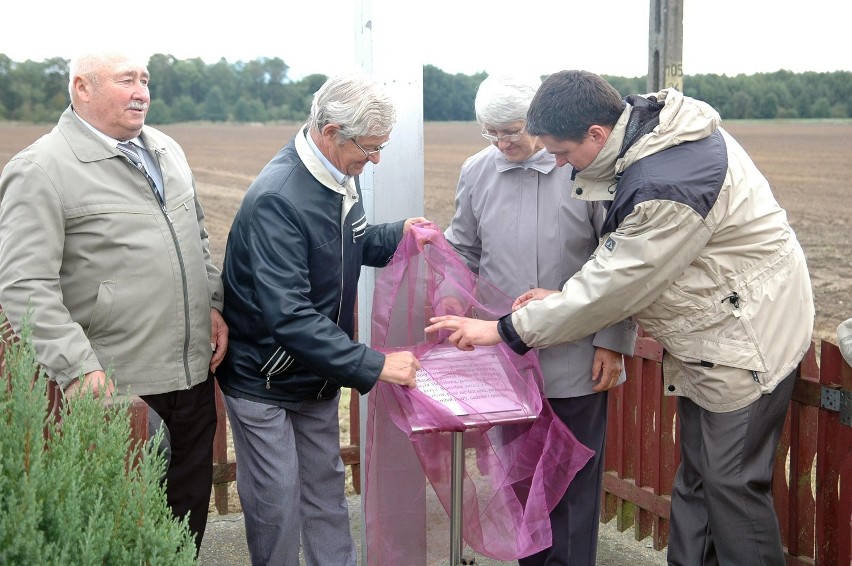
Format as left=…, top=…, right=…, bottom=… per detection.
left=127, top=101, right=148, bottom=111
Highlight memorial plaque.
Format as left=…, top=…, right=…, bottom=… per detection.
left=411, top=344, right=535, bottom=431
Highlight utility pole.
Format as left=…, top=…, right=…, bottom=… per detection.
left=648, top=0, right=684, bottom=92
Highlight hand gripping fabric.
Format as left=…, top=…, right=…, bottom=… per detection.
left=364, top=222, right=594, bottom=564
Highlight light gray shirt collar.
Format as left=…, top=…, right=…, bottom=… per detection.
left=305, top=127, right=350, bottom=186
left=72, top=108, right=145, bottom=150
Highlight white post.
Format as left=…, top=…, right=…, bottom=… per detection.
left=354, top=0, right=425, bottom=301
left=354, top=0, right=424, bottom=562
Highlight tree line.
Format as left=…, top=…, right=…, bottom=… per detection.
left=1, top=54, right=849, bottom=124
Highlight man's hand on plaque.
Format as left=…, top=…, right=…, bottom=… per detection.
left=379, top=351, right=420, bottom=388
left=425, top=316, right=501, bottom=351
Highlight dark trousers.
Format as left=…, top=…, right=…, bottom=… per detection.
left=141, top=375, right=217, bottom=552
left=519, top=392, right=610, bottom=566
left=667, top=369, right=796, bottom=566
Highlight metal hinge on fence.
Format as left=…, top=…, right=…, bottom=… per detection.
left=820, top=386, right=851, bottom=426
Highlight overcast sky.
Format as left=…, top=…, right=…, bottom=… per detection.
left=2, top=0, right=849, bottom=79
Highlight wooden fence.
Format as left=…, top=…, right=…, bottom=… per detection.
left=3, top=322, right=849, bottom=565
left=203, top=334, right=852, bottom=565
left=602, top=334, right=851, bottom=565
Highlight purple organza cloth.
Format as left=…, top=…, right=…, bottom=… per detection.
left=364, top=223, right=594, bottom=564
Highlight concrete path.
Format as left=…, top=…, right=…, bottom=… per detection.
left=198, top=496, right=668, bottom=565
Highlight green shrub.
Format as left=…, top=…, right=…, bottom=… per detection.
left=0, top=315, right=197, bottom=565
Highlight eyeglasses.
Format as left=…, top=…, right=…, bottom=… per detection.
left=351, top=138, right=390, bottom=157
left=481, top=129, right=525, bottom=143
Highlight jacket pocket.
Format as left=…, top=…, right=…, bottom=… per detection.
left=87, top=280, right=116, bottom=345
left=667, top=355, right=762, bottom=409
left=169, top=191, right=195, bottom=214
left=260, top=346, right=296, bottom=377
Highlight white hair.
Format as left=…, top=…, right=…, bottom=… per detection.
left=474, top=74, right=542, bottom=128
left=68, top=51, right=150, bottom=100
left=308, top=73, right=397, bottom=143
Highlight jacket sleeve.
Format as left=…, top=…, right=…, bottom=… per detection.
left=838, top=317, right=852, bottom=367
left=193, top=187, right=224, bottom=311
left=248, top=192, right=384, bottom=390
left=0, top=158, right=102, bottom=388
left=511, top=198, right=712, bottom=349
left=362, top=219, right=405, bottom=267
left=592, top=319, right=638, bottom=356
left=443, top=164, right=482, bottom=273
left=586, top=200, right=638, bottom=356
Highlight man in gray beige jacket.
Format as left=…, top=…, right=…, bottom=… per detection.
left=0, top=50, right=227, bottom=552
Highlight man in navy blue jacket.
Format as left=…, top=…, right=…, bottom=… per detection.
left=217, top=73, right=424, bottom=566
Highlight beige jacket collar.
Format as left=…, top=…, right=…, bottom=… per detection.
left=572, top=89, right=721, bottom=203
left=570, top=107, right=630, bottom=202
left=295, top=125, right=359, bottom=220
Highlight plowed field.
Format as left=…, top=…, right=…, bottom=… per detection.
left=2, top=120, right=849, bottom=341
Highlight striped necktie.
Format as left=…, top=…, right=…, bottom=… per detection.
left=117, top=141, right=163, bottom=205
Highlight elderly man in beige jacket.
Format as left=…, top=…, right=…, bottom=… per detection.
left=0, top=50, right=227, bottom=552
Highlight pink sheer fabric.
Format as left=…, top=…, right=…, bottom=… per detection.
left=364, top=222, right=594, bottom=564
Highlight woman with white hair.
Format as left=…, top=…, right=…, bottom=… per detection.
left=444, top=74, right=637, bottom=566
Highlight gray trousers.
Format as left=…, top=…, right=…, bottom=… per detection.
left=667, top=369, right=797, bottom=566
left=518, top=392, right=609, bottom=566
left=223, top=392, right=356, bottom=566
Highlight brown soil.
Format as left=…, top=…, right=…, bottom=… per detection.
left=2, top=120, right=848, bottom=341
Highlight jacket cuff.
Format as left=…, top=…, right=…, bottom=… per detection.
left=497, top=313, right=531, bottom=356
left=57, top=360, right=102, bottom=391
left=356, top=347, right=385, bottom=395
left=592, top=318, right=638, bottom=357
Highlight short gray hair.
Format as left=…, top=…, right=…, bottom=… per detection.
left=68, top=51, right=148, bottom=100
left=474, top=74, right=541, bottom=128
left=308, top=73, right=397, bottom=143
